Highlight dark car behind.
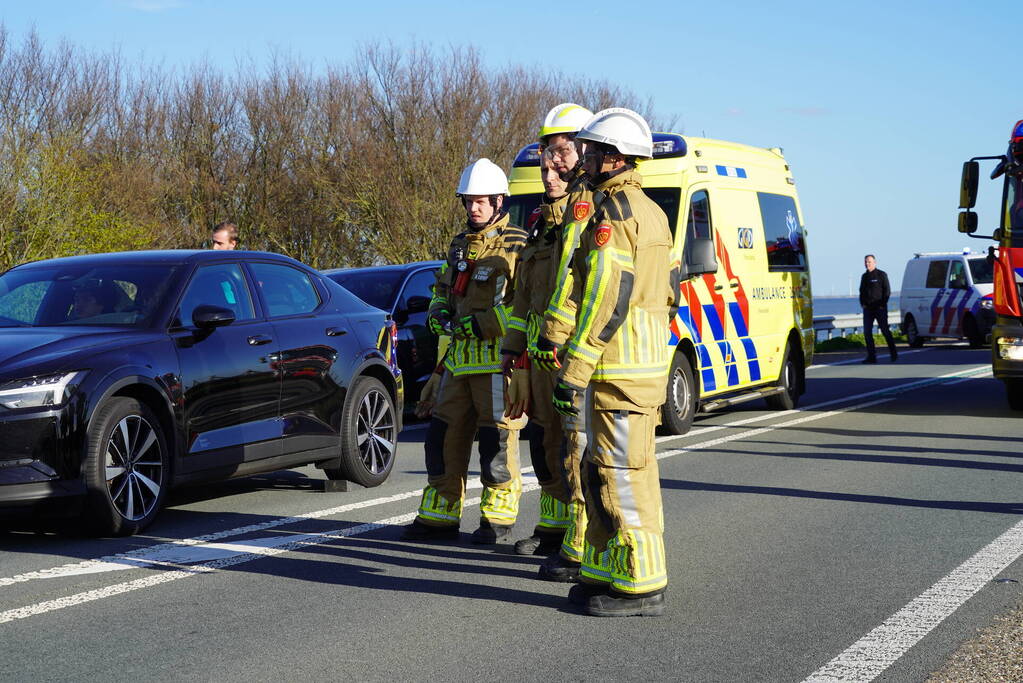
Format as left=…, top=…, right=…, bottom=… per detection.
left=323, top=261, right=442, bottom=407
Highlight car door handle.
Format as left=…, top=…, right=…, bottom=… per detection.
left=729, top=280, right=740, bottom=289
left=325, top=327, right=347, bottom=337
left=714, top=284, right=724, bottom=291
left=247, top=334, right=273, bottom=346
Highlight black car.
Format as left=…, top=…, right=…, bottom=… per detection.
left=0, top=250, right=402, bottom=535
left=323, top=261, right=442, bottom=407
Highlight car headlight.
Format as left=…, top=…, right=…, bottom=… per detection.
left=0, top=371, right=86, bottom=409
left=981, top=298, right=994, bottom=309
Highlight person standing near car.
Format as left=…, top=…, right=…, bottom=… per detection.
left=402, top=159, right=529, bottom=544
left=552, top=108, right=677, bottom=617
left=211, top=222, right=239, bottom=250
left=860, top=254, right=898, bottom=364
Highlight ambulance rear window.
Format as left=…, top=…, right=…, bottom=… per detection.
left=758, top=193, right=807, bottom=272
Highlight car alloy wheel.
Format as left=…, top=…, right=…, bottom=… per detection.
left=105, top=414, right=164, bottom=522
left=327, top=376, right=397, bottom=487
left=357, top=386, right=396, bottom=475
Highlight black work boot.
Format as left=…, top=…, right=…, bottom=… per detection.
left=538, top=554, right=581, bottom=583
left=401, top=520, right=459, bottom=542
left=514, top=531, right=564, bottom=556
left=890, top=348, right=898, bottom=362
left=470, top=520, right=513, bottom=545
left=567, top=582, right=608, bottom=606
left=587, top=591, right=666, bottom=618
left=861, top=356, right=877, bottom=364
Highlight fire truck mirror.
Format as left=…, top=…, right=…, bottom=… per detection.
left=960, top=161, right=979, bottom=209
left=957, top=211, right=978, bottom=234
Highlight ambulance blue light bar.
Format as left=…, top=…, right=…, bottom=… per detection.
left=651, top=133, right=687, bottom=159
left=513, top=143, right=541, bottom=167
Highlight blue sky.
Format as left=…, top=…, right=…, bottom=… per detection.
left=5, top=0, right=1020, bottom=293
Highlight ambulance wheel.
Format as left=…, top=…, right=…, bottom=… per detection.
left=963, top=315, right=985, bottom=348
left=1007, top=380, right=1023, bottom=412
left=904, top=315, right=925, bottom=348
left=766, top=344, right=799, bottom=411
left=661, top=352, right=697, bottom=435
left=325, top=376, right=396, bottom=487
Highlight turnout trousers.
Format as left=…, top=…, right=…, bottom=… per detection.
left=580, top=382, right=667, bottom=596
left=527, top=367, right=587, bottom=561
left=415, top=370, right=524, bottom=528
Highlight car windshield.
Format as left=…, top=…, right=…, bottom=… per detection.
left=328, top=270, right=405, bottom=310
left=967, top=256, right=994, bottom=284
left=0, top=264, right=179, bottom=328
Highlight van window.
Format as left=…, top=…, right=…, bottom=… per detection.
left=925, top=260, right=949, bottom=288
left=967, top=257, right=994, bottom=284
left=757, top=193, right=807, bottom=272
left=687, top=190, right=712, bottom=240
left=948, top=261, right=968, bottom=290
left=643, top=188, right=682, bottom=237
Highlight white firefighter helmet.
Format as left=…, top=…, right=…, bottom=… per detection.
left=576, top=107, right=654, bottom=159
left=538, top=103, right=594, bottom=142
left=455, top=158, right=509, bottom=196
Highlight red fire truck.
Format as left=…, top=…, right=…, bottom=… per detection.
left=958, top=119, right=1023, bottom=409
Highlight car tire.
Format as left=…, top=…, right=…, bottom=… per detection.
left=83, top=397, right=169, bottom=536
left=1008, top=380, right=1023, bottom=411
left=963, top=315, right=985, bottom=348
left=325, top=376, right=396, bottom=487
left=766, top=343, right=800, bottom=411
left=904, top=315, right=925, bottom=348
left=660, top=351, right=697, bottom=436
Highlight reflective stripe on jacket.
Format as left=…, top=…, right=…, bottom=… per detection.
left=430, top=213, right=527, bottom=376
left=559, top=169, right=676, bottom=408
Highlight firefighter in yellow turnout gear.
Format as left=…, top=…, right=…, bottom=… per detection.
left=503, top=105, right=594, bottom=571
left=403, top=159, right=529, bottom=544
left=553, top=108, right=679, bottom=617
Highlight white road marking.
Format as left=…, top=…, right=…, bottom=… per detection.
left=0, top=364, right=991, bottom=625
left=802, top=517, right=1023, bottom=682
left=807, top=347, right=930, bottom=370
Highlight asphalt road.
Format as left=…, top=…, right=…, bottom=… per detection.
left=2, top=344, right=1021, bottom=683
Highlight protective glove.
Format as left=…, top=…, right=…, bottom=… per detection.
left=427, top=310, right=451, bottom=336
left=454, top=314, right=482, bottom=339
left=415, top=371, right=442, bottom=419
left=529, top=335, right=562, bottom=373
left=552, top=380, right=581, bottom=418
left=504, top=367, right=530, bottom=419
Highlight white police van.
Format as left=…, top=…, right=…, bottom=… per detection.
left=900, top=250, right=995, bottom=348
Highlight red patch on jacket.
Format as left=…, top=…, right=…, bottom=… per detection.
left=573, top=201, right=590, bottom=222
left=594, top=224, right=612, bottom=248
left=527, top=206, right=542, bottom=229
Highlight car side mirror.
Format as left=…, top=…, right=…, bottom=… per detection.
left=405, top=295, right=430, bottom=314
left=958, top=211, right=978, bottom=234
left=960, top=161, right=979, bottom=209
left=681, top=238, right=718, bottom=278
left=192, top=304, right=236, bottom=329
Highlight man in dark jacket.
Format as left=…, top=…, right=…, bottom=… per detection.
left=859, top=254, right=898, bottom=363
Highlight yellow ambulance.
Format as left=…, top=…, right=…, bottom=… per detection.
left=506, top=133, right=813, bottom=434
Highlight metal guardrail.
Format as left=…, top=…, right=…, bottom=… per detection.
left=812, top=310, right=901, bottom=341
